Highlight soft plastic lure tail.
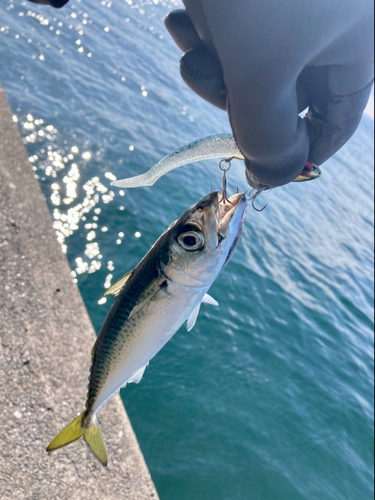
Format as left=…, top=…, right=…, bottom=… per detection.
left=111, top=132, right=321, bottom=188
left=111, top=133, right=243, bottom=188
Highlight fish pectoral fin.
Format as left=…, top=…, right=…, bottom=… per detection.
left=103, top=270, right=133, bottom=297
left=46, top=413, right=107, bottom=467
left=187, top=303, right=202, bottom=332
left=202, top=293, right=219, bottom=306
left=129, top=279, right=168, bottom=319
left=128, top=363, right=149, bottom=384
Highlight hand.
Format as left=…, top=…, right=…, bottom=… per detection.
left=166, top=0, right=374, bottom=189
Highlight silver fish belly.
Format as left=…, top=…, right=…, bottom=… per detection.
left=90, top=280, right=208, bottom=416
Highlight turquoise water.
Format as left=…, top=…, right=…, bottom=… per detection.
left=1, top=1, right=374, bottom=499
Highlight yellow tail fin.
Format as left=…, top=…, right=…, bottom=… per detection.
left=46, top=413, right=107, bottom=466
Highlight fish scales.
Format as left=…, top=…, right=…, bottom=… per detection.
left=87, top=246, right=162, bottom=416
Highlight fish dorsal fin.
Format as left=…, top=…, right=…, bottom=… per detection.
left=186, top=294, right=218, bottom=332
left=103, top=270, right=133, bottom=297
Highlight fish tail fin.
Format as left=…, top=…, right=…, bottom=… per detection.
left=46, top=413, right=108, bottom=466
left=82, top=417, right=107, bottom=466
left=46, top=413, right=84, bottom=452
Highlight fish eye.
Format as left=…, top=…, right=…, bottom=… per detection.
left=177, top=231, right=204, bottom=251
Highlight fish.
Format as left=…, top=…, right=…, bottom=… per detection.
left=46, top=190, right=247, bottom=466
left=111, top=132, right=321, bottom=189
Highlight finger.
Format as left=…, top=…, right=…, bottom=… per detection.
left=27, top=0, right=69, bottom=7
left=304, top=78, right=374, bottom=166
left=178, top=33, right=312, bottom=117
left=180, top=48, right=227, bottom=110
left=225, top=66, right=310, bottom=189
left=165, top=9, right=203, bottom=53
left=232, top=95, right=309, bottom=189
left=296, top=71, right=311, bottom=114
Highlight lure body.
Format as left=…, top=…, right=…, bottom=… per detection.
left=112, top=133, right=243, bottom=188
left=111, top=132, right=321, bottom=188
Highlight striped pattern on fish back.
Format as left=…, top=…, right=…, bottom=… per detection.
left=84, top=233, right=171, bottom=421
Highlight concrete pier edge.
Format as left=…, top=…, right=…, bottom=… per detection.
left=0, top=84, right=159, bottom=499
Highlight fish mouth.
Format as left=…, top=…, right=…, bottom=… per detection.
left=216, top=191, right=247, bottom=232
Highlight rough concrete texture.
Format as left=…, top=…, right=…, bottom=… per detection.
left=0, top=85, right=159, bottom=500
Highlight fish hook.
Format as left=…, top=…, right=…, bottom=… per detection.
left=219, top=157, right=235, bottom=204
left=248, top=188, right=268, bottom=212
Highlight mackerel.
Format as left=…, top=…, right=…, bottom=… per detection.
left=47, top=190, right=247, bottom=465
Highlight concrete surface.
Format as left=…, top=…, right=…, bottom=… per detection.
left=0, top=84, right=159, bottom=499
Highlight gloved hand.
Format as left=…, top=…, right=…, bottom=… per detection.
left=165, top=0, right=374, bottom=189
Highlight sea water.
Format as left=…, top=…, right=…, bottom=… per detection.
left=1, top=1, right=374, bottom=499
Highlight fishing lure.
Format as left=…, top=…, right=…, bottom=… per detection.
left=112, top=133, right=321, bottom=189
